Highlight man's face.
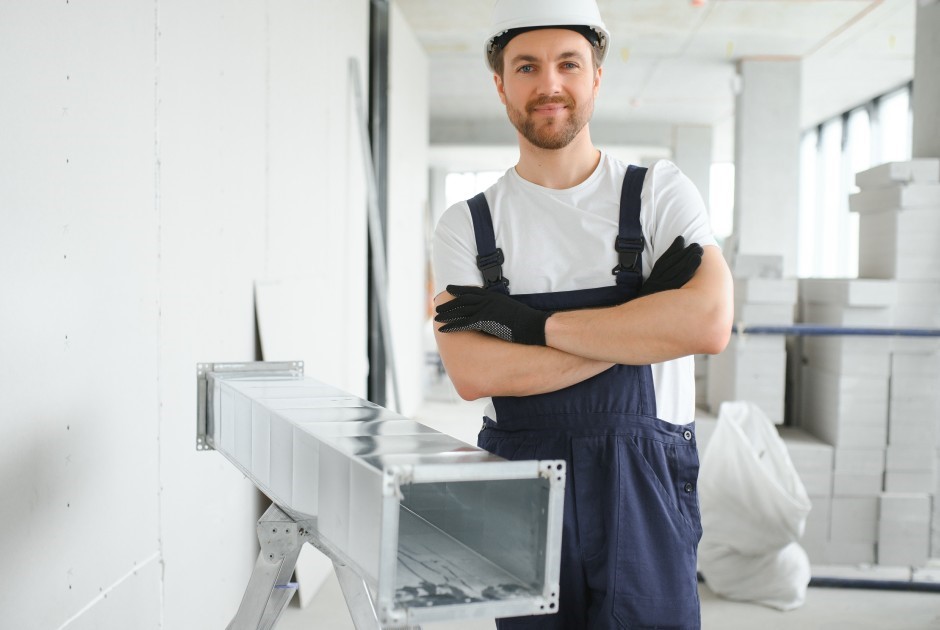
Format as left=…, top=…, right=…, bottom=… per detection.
left=494, top=28, right=602, bottom=151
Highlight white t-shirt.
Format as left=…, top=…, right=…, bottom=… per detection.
left=431, top=154, right=718, bottom=425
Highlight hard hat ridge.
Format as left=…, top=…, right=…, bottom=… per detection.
left=484, top=0, right=611, bottom=72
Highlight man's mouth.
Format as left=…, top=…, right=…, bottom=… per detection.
left=532, top=104, right=567, bottom=115
left=528, top=98, right=572, bottom=115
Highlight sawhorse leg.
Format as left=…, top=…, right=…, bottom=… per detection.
left=227, top=504, right=420, bottom=629
left=332, top=561, right=420, bottom=630
left=227, top=504, right=304, bottom=630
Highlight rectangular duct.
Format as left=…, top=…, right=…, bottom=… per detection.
left=197, top=361, right=565, bottom=628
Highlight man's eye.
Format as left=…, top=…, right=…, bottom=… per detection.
left=563, top=62, right=579, bottom=70
left=518, top=65, right=534, bottom=73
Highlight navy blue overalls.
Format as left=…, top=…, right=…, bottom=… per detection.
left=466, top=166, right=703, bottom=629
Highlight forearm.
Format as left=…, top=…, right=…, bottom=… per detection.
left=433, top=320, right=613, bottom=400
left=545, top=246, right=733, bottom=364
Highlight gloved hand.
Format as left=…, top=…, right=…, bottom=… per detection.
left=638, top=235, right=704, bottom=297
left=435, top=235, right=703, bottom=346
left=434, top=285, right=551, bottom=345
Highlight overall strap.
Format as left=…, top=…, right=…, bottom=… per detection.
left=466, top=192, right=510, bottom=294
left=612, top=165, right=648, bottom=289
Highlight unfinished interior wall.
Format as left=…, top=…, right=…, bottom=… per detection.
left=0, top=1, right=369, bottom=628
left=388, top=1, right=430, bottom=416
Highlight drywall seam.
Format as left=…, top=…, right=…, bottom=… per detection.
left=153, top=1, right=166, bottom=627
left=56, top=551, right=162, bottom=630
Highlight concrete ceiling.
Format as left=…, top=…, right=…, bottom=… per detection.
left=396, top=0, right=916, bottom=152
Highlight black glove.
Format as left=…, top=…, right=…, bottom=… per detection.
left=434, top=285, right=551, bottom=345
left=638, top=235, right=703, bottom=297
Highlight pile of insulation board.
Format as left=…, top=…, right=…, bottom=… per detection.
left=792, top=158, right=940, bottom=568
left=707, top=255, right=796, bottom=425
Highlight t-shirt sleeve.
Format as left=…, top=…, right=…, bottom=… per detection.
left=644, top=159, right=719, bottom=267
left=431, top=201, right=486, bottom=298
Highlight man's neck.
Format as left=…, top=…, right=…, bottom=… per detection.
left=514, top=127, right=601, bottom=190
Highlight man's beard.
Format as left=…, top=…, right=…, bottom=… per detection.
left=507, top=94, right=592, bottom=150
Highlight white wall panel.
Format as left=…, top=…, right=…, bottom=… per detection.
left=0, top=0, right=370, bottom=627
left=0, top=2, right=160, bottom=628
left=388, top=2, right=430, bottom=416
left=63, top=556, right=162, bottom=630
left=263, top=0, right=370, bottom=396
left=156, top=0, right=270, bottom=626
left=157, top=0, right=369, bottom=627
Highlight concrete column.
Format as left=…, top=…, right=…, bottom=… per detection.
left=673, top=125, right=713, bottom=210
left=733, top=59, right=802, bottom=276
left=912, top=0, right=940, bottom=158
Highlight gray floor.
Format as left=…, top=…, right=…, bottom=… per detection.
left=279, top=568, right=940, bottom=630
left=278, top=396, right=940, bottom=629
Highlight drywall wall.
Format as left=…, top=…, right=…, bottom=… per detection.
left=0, top=0, right=370, bottom=627
left=388, top=1, right=430, bottom=416
left=0, top=3, right=162, bottom=628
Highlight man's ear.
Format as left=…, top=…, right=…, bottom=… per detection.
left=593, top=65, right=603, bottom=97
left=494, top=73, right=507, bottom=106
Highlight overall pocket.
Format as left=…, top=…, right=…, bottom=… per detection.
left=611, top=435, right=701, bottom=629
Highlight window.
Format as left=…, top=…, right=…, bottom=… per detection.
left=444, top=171, right=503, bottom=210
left=877, top=88, right=912, bottom=164
left=797, top=83, right=911, bottom=278
left=708, top=163, right=734, bottom=240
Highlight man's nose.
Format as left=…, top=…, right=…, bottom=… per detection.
left=536, top=67, right=563, bottom=95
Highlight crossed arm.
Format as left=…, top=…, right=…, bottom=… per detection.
left=432, top=245, right=733, bottom=401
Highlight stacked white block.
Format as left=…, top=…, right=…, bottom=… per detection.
left=828, top=450, right=885, bottom=564
left=850, top=159, right=940, bottom=280
left=833, top=448, right=885, bottom=496
left=796, top=279, right=897, bottom=564
left=878, top=494, right=932, bottom=567
left=799, top=364, right=889, bottom=451
left=708, top=274, right=796, bottom=424
left=887, top=304, right=940, bottom=560
left=893, top=281, right=940, bottom=329
left=829, top=497, right=879, bottom=564
left=788, top=161, right=940, bottom=568
left=887, top=351, right=940, bottom=563
left=798, top=279, right=894, bottom=455
left=799, top=278, right=898, bottom=327
left=779, top=427, right=833, bottom=564
left=708, top=335, right=787, bottom=424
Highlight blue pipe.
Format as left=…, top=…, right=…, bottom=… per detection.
left=808, top=576, right=940, bottom=593
left=732, top=324, right=940, bottom=337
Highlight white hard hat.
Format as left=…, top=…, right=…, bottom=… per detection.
left=484, top=0, right=611, bottom=72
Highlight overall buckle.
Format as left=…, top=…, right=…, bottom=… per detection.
left=477, top=248, right=509, bottom=289
left=612, top=236, right=645, bottom=275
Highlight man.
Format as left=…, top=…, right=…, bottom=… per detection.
left=431, top=1, right=733, bottom=628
